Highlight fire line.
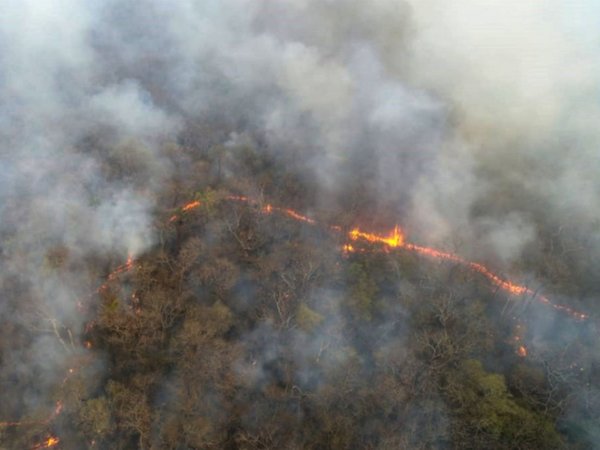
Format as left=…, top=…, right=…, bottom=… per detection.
left=168, top=195, right=588, bottom=321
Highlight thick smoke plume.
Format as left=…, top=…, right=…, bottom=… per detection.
left=1, top=0, right=599, bottom=447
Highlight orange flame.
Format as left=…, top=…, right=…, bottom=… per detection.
left=517, top=345, right=528, bottom=357
left=181, top=200, right=201, bottom=212
left=169, top=199, right=202, bottom=222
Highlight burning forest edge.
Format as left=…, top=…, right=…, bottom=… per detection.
left=4, top=192, right=591, bottom=448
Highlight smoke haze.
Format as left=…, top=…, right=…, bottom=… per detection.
left=1, top=0, right=599, bottom=447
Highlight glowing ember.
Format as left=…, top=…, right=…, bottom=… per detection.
left=281, top=208, right=316, bottom=225
left=511, top=324, right=528, bottom=357
left=0, top=401, right=63, bottom=428
left=226, top=195, right=249, bottom=202
left=106, top=254, right=136, bottom=282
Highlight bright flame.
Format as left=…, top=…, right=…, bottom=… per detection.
left=31, top=435, right=60, bottom=449
left=342, top=244, right=355, bottom=254
left=517, top=345, right=528, bottom=357
left=349, top=225, right=405, bottom=248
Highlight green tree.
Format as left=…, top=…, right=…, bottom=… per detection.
left=445, top=360, right=563, bottom=449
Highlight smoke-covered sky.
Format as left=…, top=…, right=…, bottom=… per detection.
left=1, top=0, right=599, bottom=433
left=406, top=0, right=600, bottom=247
